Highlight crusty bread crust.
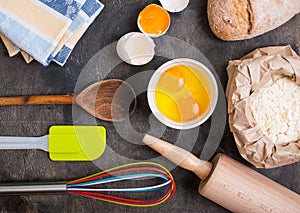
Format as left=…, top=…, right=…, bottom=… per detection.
left=208, top=0, right=300, bottom=41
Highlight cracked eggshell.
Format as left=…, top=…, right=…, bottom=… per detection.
left=116, top=32, right=155, bottom=66
left=160, top=0, right=189, bottom=13
left=137, top=4, right=171, bottom=38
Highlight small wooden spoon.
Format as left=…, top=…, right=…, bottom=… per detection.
left=0, top=79, right=137, bottom=122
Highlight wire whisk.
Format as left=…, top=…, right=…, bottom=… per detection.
left=0, top=162, right=176, bottom=207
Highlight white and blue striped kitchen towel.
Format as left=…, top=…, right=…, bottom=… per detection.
left=0, top=0, right=104, bottom=66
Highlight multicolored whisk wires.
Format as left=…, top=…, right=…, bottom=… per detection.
left=67, top=162, right=176, bottom=207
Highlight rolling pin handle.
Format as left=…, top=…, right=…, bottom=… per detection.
left=142, top=134, right=213, bottom=180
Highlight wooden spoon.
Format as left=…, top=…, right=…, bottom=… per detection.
left=0, top=79, right=137, bottom=122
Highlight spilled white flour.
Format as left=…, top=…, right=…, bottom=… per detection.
left=250, top=76, right=300, bottom=145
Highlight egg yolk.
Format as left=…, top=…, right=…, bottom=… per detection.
left=155, top=65, right=211, bottom=123
left=158, top=69, right=185, bottom=92
left=138, top=4, right=170, bottom=36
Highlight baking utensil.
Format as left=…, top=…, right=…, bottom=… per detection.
left=0, top=126, right=106, bottom=161
left=0, top=162, right=176, bottom=207
left=143, top=134, right=300, bottom=212
left=0, top=79, right=137, bottom=122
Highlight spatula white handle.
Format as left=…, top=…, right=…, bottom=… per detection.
left=0, top=135, right=48, bottom=151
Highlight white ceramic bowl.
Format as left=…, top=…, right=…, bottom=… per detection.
left=147, top=58, right=218, bottom=129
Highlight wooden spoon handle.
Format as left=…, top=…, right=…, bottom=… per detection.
left=0, top=95, right=74, bottom=106
left=143, top=134, right=213, bottom=180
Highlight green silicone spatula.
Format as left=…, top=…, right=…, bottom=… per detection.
left=0, top=126, right=106, bottom=161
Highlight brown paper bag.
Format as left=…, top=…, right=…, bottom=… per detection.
left=226, top=45, right=300, bottom=168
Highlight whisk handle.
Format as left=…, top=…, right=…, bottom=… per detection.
left=0, top=183, right=67, bottom=195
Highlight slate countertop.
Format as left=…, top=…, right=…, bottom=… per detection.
left=0, top=0, right=299, bottom=212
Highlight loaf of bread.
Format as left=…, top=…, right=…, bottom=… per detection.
left=207, top=0, right=300, bottom=41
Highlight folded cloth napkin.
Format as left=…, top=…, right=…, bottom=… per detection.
left=0, top=0, right=103, bottom=66
left=0, top=32, right=33, bottom=63
left=50, top=0, right=104, bottom=66
left=21, top=50, right=34, bottom=63
left=0, top=32, right=19, bottom=57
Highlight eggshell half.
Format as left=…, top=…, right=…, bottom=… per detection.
left=137, top=4, right=171, bottom=38
left=116, top=32, right=155, bottom=66
left=160, top=0, right=189, bottom=13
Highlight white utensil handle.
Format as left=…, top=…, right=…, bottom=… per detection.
left=0, top=135, right=48, bottom=151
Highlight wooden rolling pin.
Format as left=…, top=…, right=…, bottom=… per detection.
left=143, top=134, right=300, bottom=212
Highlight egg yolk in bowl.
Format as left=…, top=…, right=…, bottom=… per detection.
left=154, top=65, right=211, bottom=122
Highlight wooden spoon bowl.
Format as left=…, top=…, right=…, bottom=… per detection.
left=75, top=79, right=137, bottom=122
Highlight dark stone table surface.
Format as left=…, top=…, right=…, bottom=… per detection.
left=0, top=0, right=299, bottom=212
